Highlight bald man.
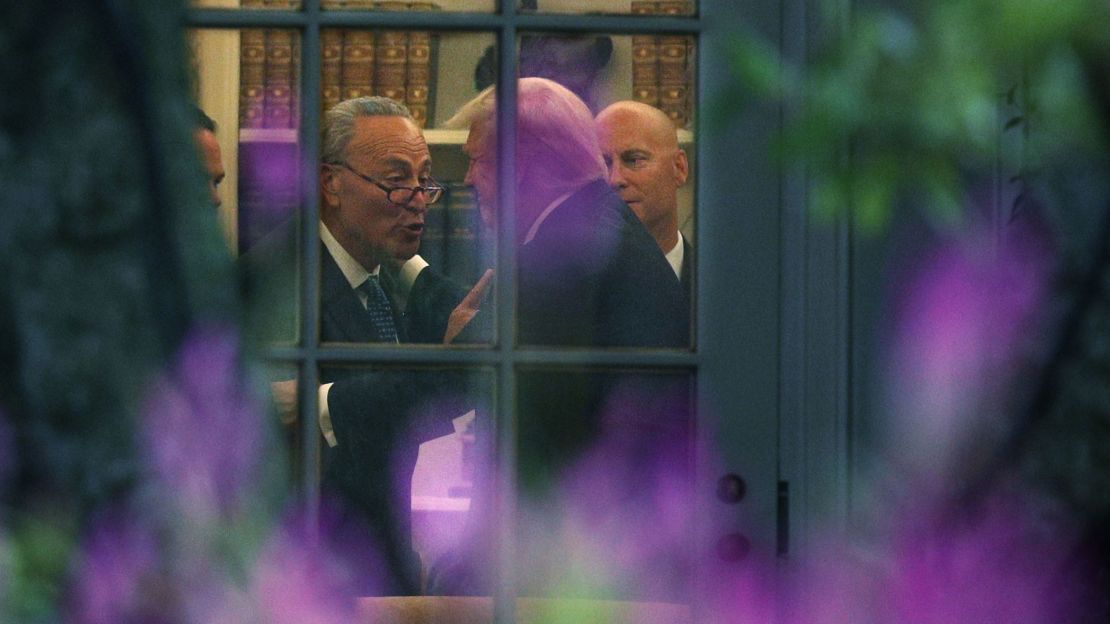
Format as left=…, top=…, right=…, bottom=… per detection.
left=595, top=101, right=691, bottom=298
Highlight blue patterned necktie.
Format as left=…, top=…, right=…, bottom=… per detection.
left=358, top=275, right=399, bottom=343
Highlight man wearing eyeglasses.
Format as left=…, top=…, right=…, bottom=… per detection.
left=244, top=96, right=488, bottom=596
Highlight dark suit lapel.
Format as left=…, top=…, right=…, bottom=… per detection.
left=320, top=243, right=384, bottom=344
left=681, top=237, right=693, bottom=303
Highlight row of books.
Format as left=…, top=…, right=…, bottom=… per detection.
left=238, top=0, right=439, bottom=130
left=321, top=17, right=438, bottom=128
left=420, top=183, right=488, bottom=286
left=631, top=0, right=697, bottom=129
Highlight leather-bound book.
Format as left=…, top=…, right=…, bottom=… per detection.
left=340, top=29, right=376, bottom=98
left=404, top=2, right=439, bottom=127
left=263, top=29, right=295, bottom=128
left=322, top=28, right=344, bottom=114
left=239, top=28, right=267, bottom=129
left=656, top=1, right=695, bottom=127
left=630, top=1, right=660, bottom=107
left=373, top=2, right=410, bottom=104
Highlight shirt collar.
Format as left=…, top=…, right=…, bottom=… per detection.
left=320, top=221, right=376, bottom=290
left=665, top=231, right=685, bottom=280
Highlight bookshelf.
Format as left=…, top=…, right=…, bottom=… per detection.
left=192, top=7, right=698, bottom=260
left=424, top=128, right=691, bottom=146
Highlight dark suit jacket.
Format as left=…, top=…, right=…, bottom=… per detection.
left=517, top=179, right=689, bottom=348
left=240, top=223, right=468, bottom=596
left=430, top=180, right=693, bottom=600
left=680, top=236, right=693, bottom=307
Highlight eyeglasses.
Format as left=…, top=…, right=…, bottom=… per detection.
left=333, top=163, right=445, bottom=205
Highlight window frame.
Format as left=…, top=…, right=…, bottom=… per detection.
left=186, top=2, right=728, bottom=621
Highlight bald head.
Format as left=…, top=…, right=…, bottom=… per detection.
left=595, top=101, right=688, bottom=252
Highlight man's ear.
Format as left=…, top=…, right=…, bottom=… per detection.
left=321, top=165, right=341, bottom=206
left=673, top=148, right=690, bottom=186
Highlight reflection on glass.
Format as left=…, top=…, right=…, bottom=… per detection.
left=322, top=0, right=496, bottom=13
left=317, top=365, right=493, bottom=597
left=520, top=0, right=696, bottom=16
left=516, top=368, right=695, bottom=603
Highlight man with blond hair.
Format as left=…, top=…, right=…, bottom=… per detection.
left=432, top=78, right=691, bottom=600
left=446, top=77, right=687, bottom=346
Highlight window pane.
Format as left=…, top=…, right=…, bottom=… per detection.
left=264, top=362, right=303, bottom=486
left=453, top=33, right=696, bottom=348
left=319, top=30, right=497, bottom=347
left=519, top=0, right=696, bottom=17
left=189, top=27, right=304, bottom=344
left=322, top=0, right=496, bottom=13
left=318, top=365, right=494, bottom=599
left=516, top=367, right=695, bottom=603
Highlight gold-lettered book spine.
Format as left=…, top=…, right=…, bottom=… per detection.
left=322, top=28, right=344, bottom=114
left=630, top=1, right=660, bottom=108
left=373, top=2, right=410, bottom=104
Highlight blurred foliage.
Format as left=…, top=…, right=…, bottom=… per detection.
left=718, top=0, right=1110, bottom=234
left=722, top=2, right=1110, bottom=613
left=0, top=0, right=243, bottom=619
left=0, top=517, right=75, bottom=623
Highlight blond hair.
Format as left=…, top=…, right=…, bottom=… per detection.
left=445, top=78, right=606, bottom=194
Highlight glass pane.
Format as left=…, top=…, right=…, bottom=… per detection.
left=515, top=368, right=695, bottom=605
left=520, top=0, right=696, bottom=17
left=189, top=27, right=304, bottom=344
left=316, top=365, right=494, bottom=600
left=443, top=33, right=696, bottom=348
left=319, top=30, right=497, bottom=347
left=264, top=362, right=303, bottom=486
left=191, top=0, right=304, bottom=9
left=322, top=0, right=496, bottom=13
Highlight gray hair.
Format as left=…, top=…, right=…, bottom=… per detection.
left=321, top=96, right=413, bottom=164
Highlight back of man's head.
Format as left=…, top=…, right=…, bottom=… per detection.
left=322, top=96, right=413, bottom=165
left=447, top=78, right=606, bottom=196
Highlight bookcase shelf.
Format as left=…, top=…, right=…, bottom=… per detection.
left=239, top=127, right=692, bottom=146
left=424, top=128, right=468, bottom=145
left=240, top=127, right=299, bottom=143
left=428, top=128, right=693, bottom=146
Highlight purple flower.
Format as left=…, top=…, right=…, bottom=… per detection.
left=141, top=324, right=264, bottom=517
left=69, top=512, right=163, bottom=624
left=885, top=220, right=1051, bottom=484
left=197, top=508, right=363, bottom=624
left=511, top=379, right=697, bottom=599
left=881, top=497, right=1085, bottom=624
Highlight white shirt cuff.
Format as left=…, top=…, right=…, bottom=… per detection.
left=319, top=382, right=337, bottom=448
